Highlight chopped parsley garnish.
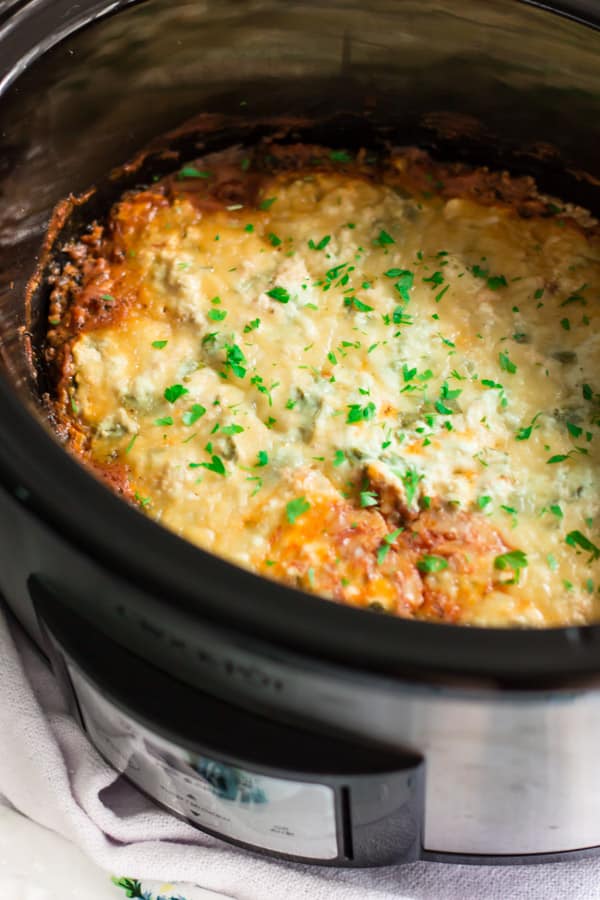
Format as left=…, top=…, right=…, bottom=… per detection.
left=244, top=223, right=254, bottom=233
left=164, top=384, right=189, bottom=404
left=547, top=454, right=571, bottom=464
left=360, top=490, right=378, bottom=508
left=225, top=344, right=247, bottom=378
left=494, top=549, right=528, bottom=583
left=220, top=423, right=244, bottom=435
left=177, top=166, right=211, bottom=179
left=152, top=340, right=168, bottom=349
left=567, top=421, right=583, bottom=438
left=244, top=318, right=261, bottom=333
left=560, top=284, right=588, bottom=307
left=393, top=271, right=414, bottom=303
left=377, top=528, right=403, bottom=565
left=255, top=450, right=269, bottom=467
left=308, top=235, right=331, bottom=251
left=333, top=449, right=346, bottom=467
left=393, top=466, right=422, bottom=506
left=124, top=434, right=137, bottom=454
left=440, top=381, right=462, bottom=401
left=329, top=150, right=353, bottom=163
left=347, top=401, right=376, bottom=423
left=487, top=275, right=508, bottom=291
left=266, top=285, right=290, bottom=303
left=566, top=530, right=600, bottom=561
left=101, top=294, right=115, bottom=302
left=477, top=495, right=492, bottom=509
left=286, top=496, right=311, bottom=524
left=423, top=271, right=444, bottom=288
left=182, top=404, right=206, bottom=425
left=154, top=416, right=173, bottom=427
left=208, top=308, right=227, bottom=321
left=583, top=383, right=594, bottom=401
left=499, top=351, right=517, bottom=374
left=373, top=229, right=395, bottom=247
left=193, top=454, right=226, bottom=476
left=345, top=297, right=373, bottom=313
left=417, top=555, right=449, bottom=574
left=516, top=424, right=533, bottom=441
left=268, top=232, right=282, bottom=247
left=259, top=197, right=277, bottom=210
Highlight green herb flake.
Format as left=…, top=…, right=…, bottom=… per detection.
left=177, top=166, right=212, bottom=179
left=266, top=285, right=290, bottom=303
left=329, top=150, right=353, bottom=163
left=360, top=490, right=378, bottom=508
left=268, top=232, right=282, bottom=247
left=308, top=235, right=331, bottom=251
left=567, top=421, right=583, bottom=438
left=124, top=434, right=138, bottom=454
left=345, top=297, right=373, bottom=313
left=220, top=423, right=244, bottom=435
left=494, top=549, right=528, bottom=583
left=376, top=528, right=403, bottom=565
left=373, top=229, right=395, bottom=247
left=392, top=271, right=414, bottom=304
left=566, top=530, right=600, bottom=561
left=346, top=401, right=376, bottom=424
left=286, top=496, right=311, bottom=524
left=225, top=343, right=247, bottom=378
left=196, top=454, right=226, bottom=476
left=255, top=450, right=269, bottom=467
left=423, top=271, right=444, bottom=288
left=164, top=383, right=189, bottom=404
left=333, top=449, right=346, bottom=467
left=154, top=416, right=173, bottom=427
left=477, top=495, right=492, bottom=509
left=208, top=308, right=227, bottom=321
left=487, top=275, right=508, bottom=291
left=244, top=223, right=254, bottom=233
left=243, top=318, right=261, bottom=333
left=259, top=197, right=277, bottom=210
left=182, top=404, right=206, bottom=426
left=417, top=555, right=449, bottom=574
left=499, top=351, right=517, bottom=374
left=152, top=340, right=168, bottom=349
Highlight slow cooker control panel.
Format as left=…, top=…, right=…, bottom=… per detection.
left=33, top=581, right=424, bottom=867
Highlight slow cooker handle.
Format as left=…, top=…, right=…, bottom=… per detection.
left=31, top=576, right=425, bottom=868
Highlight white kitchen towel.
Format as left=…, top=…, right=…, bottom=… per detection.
left=1, top=607, right=600, bottom=900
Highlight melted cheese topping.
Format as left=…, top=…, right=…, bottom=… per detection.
left=63, top=155, right=600, bottom=626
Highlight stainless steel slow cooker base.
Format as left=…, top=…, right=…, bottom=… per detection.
left=1, top=0, right=600, bottom=866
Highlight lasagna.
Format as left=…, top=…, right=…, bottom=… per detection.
left=45, top=144, right=600, bottom=627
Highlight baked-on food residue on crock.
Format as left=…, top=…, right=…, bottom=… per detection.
left=45, top=144, right=600, bottom=627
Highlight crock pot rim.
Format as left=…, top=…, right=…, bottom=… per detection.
left=2, top=0, right=600, bottom=684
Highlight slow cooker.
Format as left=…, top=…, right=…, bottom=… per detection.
left=1, top=0, right=600, bottom=868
